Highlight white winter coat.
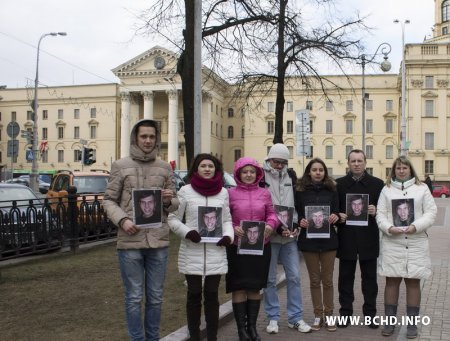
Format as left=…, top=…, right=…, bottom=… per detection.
left=376, top=178, right=437, bottom=279
left=168, top=185, right=234, bottom=276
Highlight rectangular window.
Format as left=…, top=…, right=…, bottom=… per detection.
left=287, top=120, right=293, bottom=134
left=345, top=120, right=353, bottom=134
left=326, top=120, right=333, bottom=134
left=267, top=121, right=274, bottom=134
left=366, top=119, right=373, bottom=133
left=90, top=126, right=97, bottom=139
left=366, top=100, right=373, bottom=111
left=425, top=160, right=434, bottom=174
left=58, top=127, right=64, bottom=139
left=74, top=150, right=82, bottom=162
left=346, top=100, right=353, bottom=111
left=386, top=145, right=394, bottom=159
left=90, top=107, right=96, bottom=118
left=425, top=76, right=434, bottom=88
left=306, top=101, right=313, bottom=110
left=386, top=168, right=391, bottom=178
left=27, top=111, right=33, bottom=120
left=425, top=100, right=434, bottom=117
left=386, top=100, right=394, bottom=111
left=286, top=101, right=293, bottom=112
left=325, top=145, right=333, bottom=159
left=210, top=102, right=213, bottom=113
left=42, top=110, right=48, bottom=120
left=74, top=126, right=80, bottom=139
left=306, top=146, right=313, bottom=159
left=326, top=100, right=333, bottom=111
left=309, top=120, right=313, bottom=133
left=74, top=109, right=80, bottom=119
left=42, top=128, right=48, bottom=140
left=366, top=145, right=373, bottom=159
left=58, top=150, right=64, bottom=163
left=386, top=119, right=393, bottom=133
left=58, top=109, right=64, bottom=119
left=345, top=145, right=353, bottom=159
left=241, top=126, right=245, bottom=138
left=268, top=102, right=275, bottom=112
left=328, top=168, right=333, bottom=176
left=228, top=108, right=234, bottom=117
left=234, top=149, right=241, bottom=162
left=366, top=168, right=373, bottom=175
left=41, top=150, right=48, bottom=163
left=425, top=132, right=434, bottom=150
left=287, top=146, right=293, bottom=159
left=11, top=111, right=17, bottom=121
left=180, top=120, right=184, bottom=133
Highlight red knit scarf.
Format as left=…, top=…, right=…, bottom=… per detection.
left=190, top=171, right=223, bottom=196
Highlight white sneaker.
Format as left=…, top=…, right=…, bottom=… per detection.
left=288, top=319, right=312, bottom=333
left=266, top=320, right=279, bottom=334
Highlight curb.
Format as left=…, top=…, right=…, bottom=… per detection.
left=161, top=271, right=287, bottom=341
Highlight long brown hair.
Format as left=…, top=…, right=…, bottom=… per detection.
left=296, top=158, right=336, bottom=191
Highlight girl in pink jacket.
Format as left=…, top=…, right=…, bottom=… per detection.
left=226, top=157, right=278, bottom=341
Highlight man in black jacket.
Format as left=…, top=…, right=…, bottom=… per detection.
left=336, top=149, right=384, bottom=328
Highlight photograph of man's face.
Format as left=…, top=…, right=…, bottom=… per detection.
left=345, top=194, right=369, bottom=226
left=203, top=210, right=218, bottom=231
left=139, top=194, right=156, bottom=218
left=311, top=210, right=325, bottom=229
left=246, top=225, right=260, bottom=245
left=278, top=210, right=289, bottom=226
left=392, top=198, right=414, bottom=227
left=132, top=189, right=162, bottom=228
left=396, top=202, right=410, bottom=222
left=351, top=197, right=364, bottom=216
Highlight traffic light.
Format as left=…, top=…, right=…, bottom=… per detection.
left=83, top=147, right=96, bottom=165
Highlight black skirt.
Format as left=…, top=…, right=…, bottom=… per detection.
left=225, top=243, right=271, bottom=293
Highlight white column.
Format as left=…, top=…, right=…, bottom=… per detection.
left=201, top=91, right=212, bottom=153
left=120, top=91, right=131, bottom=157
left=167, top=89, right=179, bottom=166
left=142, top=91, right=154, bottom=119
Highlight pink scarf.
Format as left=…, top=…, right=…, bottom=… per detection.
left=190, top=171, right=223, bottom=196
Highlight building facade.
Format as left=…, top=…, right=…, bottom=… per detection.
left=0, top=1, right=449, bottom=184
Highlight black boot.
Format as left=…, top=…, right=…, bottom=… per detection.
left=406, top=306, right=420, bottom=339
left=381, top=304, right=397, bottom=336
left=204, top=291, right=219, bottom=341
left=232, top=302, right=251, bottom=341
left=187, top=291, right=202, bottom=341
left=246, top=299, right=261, bottom=341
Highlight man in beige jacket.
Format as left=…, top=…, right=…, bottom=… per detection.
left=103, top=119, right=179, bottom=341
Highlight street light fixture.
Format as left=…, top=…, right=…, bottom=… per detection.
left=394, top=19, right=410, bottom=156
left=30, top=32, right=67, bottom=192
left=360, top=43, right=392, bottom=152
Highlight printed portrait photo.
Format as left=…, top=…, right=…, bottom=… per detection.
left=238, top=220, right=265, bottom=255
left=198, top=206, right=223, bottom=242
left=346, top=194, right=369, bottom=226
left=274, top=205, right=294, bottom=231
left=305, top=205, right=330, bottom=239
left=132, top=188, right=162, bottom=228
left=392, top=198, right=415, bottom=228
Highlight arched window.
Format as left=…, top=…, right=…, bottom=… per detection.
left=443, top=0, right=449, bottom=22
left=228, top=126, right=234, bottom=139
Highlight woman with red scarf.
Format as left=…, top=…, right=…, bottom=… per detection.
left=168, top=154, right=234, bottom=341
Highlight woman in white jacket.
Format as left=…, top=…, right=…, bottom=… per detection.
left=376, top=156, right=436, bottom=339
left=168, top=154, right=234, bottom=341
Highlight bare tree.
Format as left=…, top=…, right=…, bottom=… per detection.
left=136, top=0, right=368, bottom=158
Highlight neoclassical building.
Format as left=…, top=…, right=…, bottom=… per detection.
left=0, top=0, right=449, bottom=185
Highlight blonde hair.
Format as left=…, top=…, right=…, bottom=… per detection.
left=386, top=156, right=421, bottom=186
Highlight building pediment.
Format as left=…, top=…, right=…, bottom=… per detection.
left=111, top=46, right=178, bottom=78
left=421, top=91, right=438, bottom=98
left=88, top=119, right=99, bottom=126
left=55, top=120, right=66, bottom=127
left=383, top=112, right=397, bottom=119
left=343, top=112, right=356, bottom=119
left=265, top=113, right=276, bottom=120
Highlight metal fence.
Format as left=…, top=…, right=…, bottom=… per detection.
left=0, top=187, right=116, bottom=261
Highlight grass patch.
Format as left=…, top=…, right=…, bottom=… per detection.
left=0, top=232, right=230, bottom=340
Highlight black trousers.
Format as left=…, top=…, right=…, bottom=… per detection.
left=338, top=258, right=378, bottom=317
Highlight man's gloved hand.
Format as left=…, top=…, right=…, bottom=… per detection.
left=185, top=230, right=201, bottom=243
left=216, top=236, right=231, bottom=247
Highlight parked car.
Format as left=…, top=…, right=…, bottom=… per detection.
left=5, top=175, right=51, bottom=194
left=432, top=184, right=450, bottom=198
left=173, top=170, right=237, bottom=190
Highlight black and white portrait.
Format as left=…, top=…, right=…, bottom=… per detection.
left=392, top=198, right=415, bottom=228
left=198, top=206, right=223, bottom=242
left=238, top=220, right=265, bottom=255
left=346, top=194, right=369, bottom=226
left=274, top=205, right=294, bottom=231
left=305, top=206, right=330, bottom=239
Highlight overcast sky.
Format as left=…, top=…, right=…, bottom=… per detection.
left=0, top=0, right=435, bottom=89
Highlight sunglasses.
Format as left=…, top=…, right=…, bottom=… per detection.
left=271, top=159, right=288, bottom=166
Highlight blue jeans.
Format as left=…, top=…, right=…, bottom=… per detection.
left=264, top=241, right=304, bottom=324
left=118, top=247, right=169, bottom=341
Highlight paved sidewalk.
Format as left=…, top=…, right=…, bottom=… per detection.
left=163, top=199, right=450, bottom=341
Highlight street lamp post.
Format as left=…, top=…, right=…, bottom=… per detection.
left=30, top=32, right=67, bottom=192
left=394, top=19, right=410, bottom=156
left=360, top=43, right=392, bottom=152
